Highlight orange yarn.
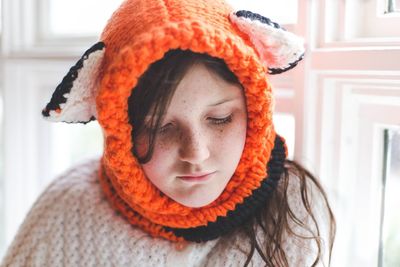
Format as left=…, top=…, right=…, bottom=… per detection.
left=96, top=0, right=284, bottom=239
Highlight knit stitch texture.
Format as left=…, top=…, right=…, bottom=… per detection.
left=1, top=159, right=328, bottom=267
left=96, top=0, right=279, bottom=241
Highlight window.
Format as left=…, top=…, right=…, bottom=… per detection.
left=380, top=129, right=400, bottom=267
left=320, top=0, right=400, bottom=47
left=386, top=0, right=400, bottom=13
left=0, top=0, right=2, bottom=34
left=44, top=0, right=123, bottom=37
left=274, top=113, right=295, bottom=160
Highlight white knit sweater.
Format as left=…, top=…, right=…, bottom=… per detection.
left=1, top=159, right=330, bottom=267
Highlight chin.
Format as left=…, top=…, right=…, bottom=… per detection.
left=176, top=192, right=220, bottom=208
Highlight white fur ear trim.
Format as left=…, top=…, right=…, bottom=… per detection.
left=42, top=42, right=105, bottom=123
left=230, top=11, right=305, bottom=74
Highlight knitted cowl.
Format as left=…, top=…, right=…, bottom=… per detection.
left=42, top=0, right=305, bottom=243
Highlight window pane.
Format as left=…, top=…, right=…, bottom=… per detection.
left=0, top=0, right=2, bottom=34
left=273, top=113, right=295, bottom=159
left=48, top=0, right=124, bottom=36
left=387, top=0, right=400, bottom=13
left=381, top=129, right=400, bottom=267
left=0, top=78, right=4, bottom=258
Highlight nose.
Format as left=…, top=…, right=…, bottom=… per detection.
left=178, top=127, right=210, bottom=164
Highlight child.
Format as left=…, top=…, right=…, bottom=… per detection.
left=1, top=0, right=335, bottom=266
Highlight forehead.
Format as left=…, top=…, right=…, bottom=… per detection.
left=169, top=63, right=243, bottom=106
left=144, top=63, right=245, bottom=122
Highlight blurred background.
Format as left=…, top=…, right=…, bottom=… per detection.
left=0, top=0, right=399, bottom=266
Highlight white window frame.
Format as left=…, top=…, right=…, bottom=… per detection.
left=317, top=0, right=400, bottom=48
left=296, top=1, right=400, bottom=266
left=1, top=0, right=96, bottom=57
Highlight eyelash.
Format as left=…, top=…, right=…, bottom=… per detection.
left=209, top=114, right=233, bottom=125
left=157, top=114, right=233, bottom=134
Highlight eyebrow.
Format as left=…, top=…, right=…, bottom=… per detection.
left=208, top=97, right=240, bottom=107
left=144, top=97, right=240, bottom=120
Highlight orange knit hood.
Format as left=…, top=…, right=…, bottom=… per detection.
left=42, top=0, right=304, bottom=242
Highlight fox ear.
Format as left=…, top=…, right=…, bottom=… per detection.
left=42, top=42, right=105, bottom=124
left=230, top=10, right=305, bottom=74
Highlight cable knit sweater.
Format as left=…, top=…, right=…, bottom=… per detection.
left=1, top=159, right=329, bottom=267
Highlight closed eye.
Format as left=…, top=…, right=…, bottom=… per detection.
left=208, top=114, right=233, bottom=125
left=157, top=114, right=233, bottom=134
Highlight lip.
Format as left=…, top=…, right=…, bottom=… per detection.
left=177, top=171, right=216, bottom=182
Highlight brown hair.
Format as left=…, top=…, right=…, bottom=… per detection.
left=127, top=49, right=336, bottom=266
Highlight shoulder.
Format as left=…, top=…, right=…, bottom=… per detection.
left=29, top=158, right=107, bottom=215
left=199, top=170, right=335, bottom=267
left=0, top=159, right=220, bottom=267
left=21, top=159, right=103, bottom=219
left=12, top=158, right=103, bottom=228
left=34, top=158, right=106, bottom=220
left=0, top=159, right=117, bottom=266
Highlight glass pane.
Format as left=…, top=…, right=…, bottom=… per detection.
left=48, top=0, right=124, bottom=36
left=381, top=129, right=400, bottom=267
left=273, top=113, right=295, bottom=159
left=0, top=0, right=2, bottom=35
left=227, top=0, right=298, bottom=24
left=387, top=0, right=400, bottom=13
left=0, top=78, right=4, bottom=259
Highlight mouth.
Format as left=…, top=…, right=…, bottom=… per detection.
left=177, top=171, right=216, bottom=182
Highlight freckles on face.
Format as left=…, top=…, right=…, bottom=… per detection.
left=134, top=63, right=248, bottom=208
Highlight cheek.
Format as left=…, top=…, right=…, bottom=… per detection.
left=227, top=112, right=247, bottom=141
left=135, top=135, right=176, bottom=185
left=134, top=133, right=174, bottom=158
left=213, top=117, right=247, bottom=156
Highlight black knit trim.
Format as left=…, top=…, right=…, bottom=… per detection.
left=164, top=134, right=286, bottom=242
left=61, top=116, right=96, bottom=125
left=41, top=42, right=105, bottom=121
left=268, top=53, right=305, bottom=75
left=235, top=10, right=285, bottom=31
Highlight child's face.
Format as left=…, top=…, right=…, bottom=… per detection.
left=135, top=63, right=247, bottom=208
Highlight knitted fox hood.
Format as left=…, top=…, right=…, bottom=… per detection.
left=42, top=0, right=304, bottom=243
